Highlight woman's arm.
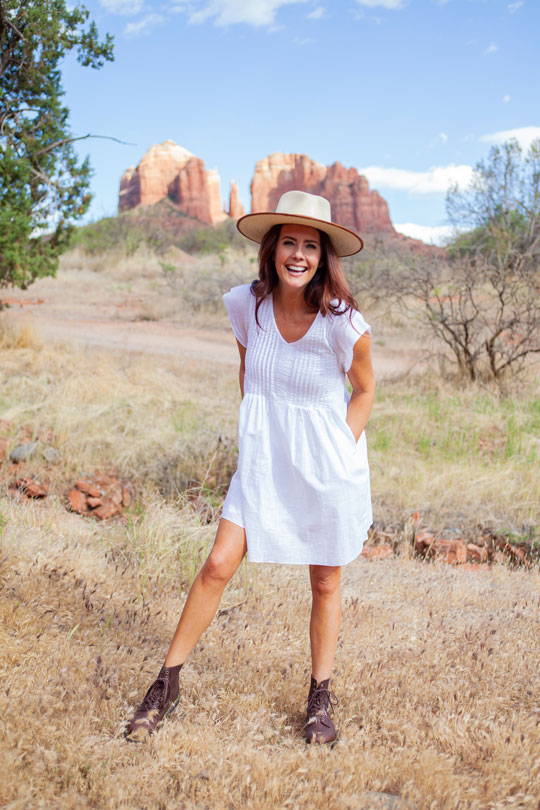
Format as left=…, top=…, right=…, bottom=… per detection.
left=236, top=340, right=246, bottom=398
left=346, top=333, right=376, bottom=441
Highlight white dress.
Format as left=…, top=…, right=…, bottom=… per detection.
left=221, top=283, right=372, bottom=566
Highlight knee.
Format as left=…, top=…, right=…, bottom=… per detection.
left=200, top=551, right=235, bottom=587
left=310, top=568, right=341, bottom=600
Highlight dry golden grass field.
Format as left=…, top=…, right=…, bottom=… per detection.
left=1, top=247, right=539, bottom=809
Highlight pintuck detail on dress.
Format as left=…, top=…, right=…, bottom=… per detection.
left=221, top=283, right=372, bottom=566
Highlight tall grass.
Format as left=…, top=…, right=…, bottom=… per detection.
left=1, top=315, right=538, bottom=532
left=1, top=311, right=539, bottom=807
left=1, top=491, right=539, bottom=809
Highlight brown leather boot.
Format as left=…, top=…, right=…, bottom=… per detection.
left=303, top=676, right=338, bottom=744
left=124, top=663, right=182, bottom=743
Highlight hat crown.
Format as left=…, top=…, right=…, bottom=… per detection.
left=275, top=190, right=332, bottom=223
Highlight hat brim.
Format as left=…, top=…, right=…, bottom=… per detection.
left=236, top=212, right=364, bottom=257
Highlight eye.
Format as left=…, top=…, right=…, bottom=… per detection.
left=282, top=239, right=295, bottom=246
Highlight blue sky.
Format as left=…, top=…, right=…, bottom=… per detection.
left=62, top=0, right=540, bottom=244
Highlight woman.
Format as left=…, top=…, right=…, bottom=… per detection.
left=125, top=190, right=375, bottom=745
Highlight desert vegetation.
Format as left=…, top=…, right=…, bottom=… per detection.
left=1, top=235, right=539, bottom=805
left=353, top=140, right=540, bottom=386
left=2, top=0, right=539, bottom=803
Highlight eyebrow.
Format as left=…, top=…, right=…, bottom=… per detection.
left=281, top=235, right=320, bottom=244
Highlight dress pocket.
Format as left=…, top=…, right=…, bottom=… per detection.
left=337, top=416, right=359, bottom=451
left=345, top=423, right=359, bottom=449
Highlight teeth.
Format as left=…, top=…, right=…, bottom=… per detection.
left=287, top=266, right=306, bottom=272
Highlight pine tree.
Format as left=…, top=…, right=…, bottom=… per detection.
left=0, top=1, right=114, bottom=288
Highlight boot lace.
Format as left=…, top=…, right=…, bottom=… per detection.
left=307, top=684, right=338, bottom=718
left=138, top=675, right=167, bottom=715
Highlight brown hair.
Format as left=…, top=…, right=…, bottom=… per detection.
left=250, top=224, right=359, bottom=327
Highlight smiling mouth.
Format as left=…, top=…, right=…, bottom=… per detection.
left=286, top=265, right=308, bottom=274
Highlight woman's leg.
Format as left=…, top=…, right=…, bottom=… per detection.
left=304, top=565, right=342, bottom=744
left=164, top=517, right=247, bottom=666
left=125, top=518, right=247, bottom=741
left=308, top=564, right=342, bottom=682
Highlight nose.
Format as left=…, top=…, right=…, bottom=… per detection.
left=292, top=244, right=306, bottom=259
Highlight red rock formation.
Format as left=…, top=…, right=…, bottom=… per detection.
left=118, top=140, right=226, bottom=225
left=228, top=181, right=245, bottom=219
left=250, top=153, right=396, bottom=235
left=172, top=157, right=226, bottom=225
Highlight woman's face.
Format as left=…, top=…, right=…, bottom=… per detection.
left=273, top=224, right=322, bottom=292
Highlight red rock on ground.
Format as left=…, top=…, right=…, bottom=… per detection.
left=504, top=543, right=528, bottom=565
left=466, top=542, right=489, bottom=563
left=93, top=502, right=122, bottom=521
left=75, top=479, right=101, bottom=498
left=362, top=544, right=394, bottom=561
left=9, top=477, right=48, bottom=499
left=67, top=488, right=88, bottom=513
left=66, top=475, right=133, bottom=520
left=414, top=530, right=436, bottom=555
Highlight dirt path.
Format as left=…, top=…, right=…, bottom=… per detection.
left=2, top=272, right=422, bottom=378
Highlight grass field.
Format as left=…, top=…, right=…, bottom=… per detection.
left=1, top=268, right=539, bottom=808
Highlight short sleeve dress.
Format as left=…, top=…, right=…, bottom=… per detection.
left=221, top=283, right=373, bottom=567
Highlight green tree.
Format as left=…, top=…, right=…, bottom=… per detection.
left=0, top=0, right=113, bottom=289
left=447, top=138, right=540, bottom=276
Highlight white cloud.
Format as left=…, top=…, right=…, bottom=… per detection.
left=438, top=132, right=448, bottom=143
left=355, top=0, right=404, bottom=7
left=124, top=12, right=165, bottom=35
left=484, top=42, right=498, bottom=55
left=502, top=94, right=511, bottom=103
left=395, top=223, right=456, bottom=246
left=360, top=164, right=473, bottom=194
left=188, top=0, right=309, bottom=26
left=507, top=1, right=524, bottom=12
left=480, top=126, right=540, bottom=151
left=99, top=0, right=143, bottom=14
left=307, top=5, right=325, bottom=17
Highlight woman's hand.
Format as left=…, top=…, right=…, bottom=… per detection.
left=346, top=333, right=375, bottom=441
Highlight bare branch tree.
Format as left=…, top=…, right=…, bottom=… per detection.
left=368, top=139, right=540, bottom=384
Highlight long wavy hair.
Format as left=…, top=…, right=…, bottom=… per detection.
left=250, top=224, right=359, bottom=327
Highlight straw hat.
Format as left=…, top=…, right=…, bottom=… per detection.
left=236, top=190, right=364, bottom=257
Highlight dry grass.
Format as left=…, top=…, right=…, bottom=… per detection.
left=0, top=315, right=42, bottom=351
left=1, top=311, right=539, bottom=808
left=58, top=243, right=254, bottom=328
left=1, top=493, right=539, bottom=809
left=0, top=326, right=240, bottom=496
left=368, top=374, right=540, bottom=534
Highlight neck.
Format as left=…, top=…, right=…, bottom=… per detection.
left=273, top=284, right=310, bottom=314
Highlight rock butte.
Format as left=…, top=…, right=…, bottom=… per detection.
left=251, top=152, right=395, bottom=235
left=119, top=140, right=228, bottom=225
left=118, top=141, right=440, bottom=251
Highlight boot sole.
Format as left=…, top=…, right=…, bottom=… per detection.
left=305, top=733, right=337, bottom=745
left=124, top=697, right=180, bottom=744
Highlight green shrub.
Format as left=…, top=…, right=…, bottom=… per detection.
left=178, top=220, right=246, bottom=255
left=68, top=202, right=248, bottom=258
